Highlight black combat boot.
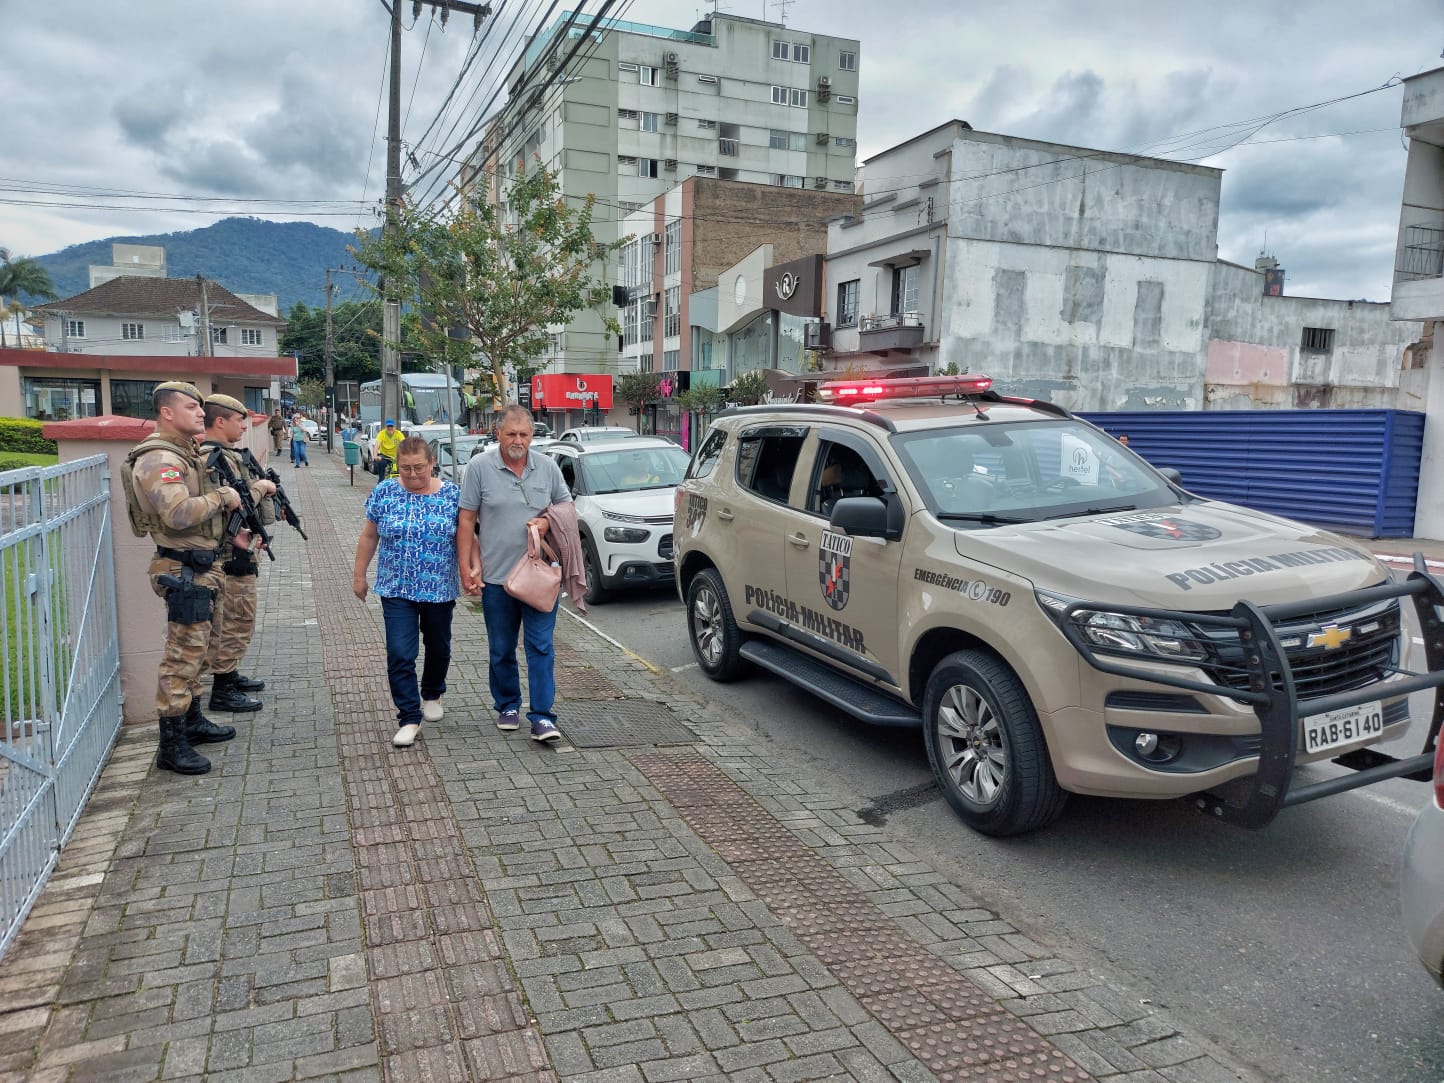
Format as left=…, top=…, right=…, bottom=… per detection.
left=208, top=671, right=263, bottom=713
left=232, top=672, right=265, bottom=692
left=185, top=699, right=236, bottom=744
left=157, top=715, right=211, bottom=775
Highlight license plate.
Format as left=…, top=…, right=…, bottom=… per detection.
left=1301, top=700, right=1384, bottom=755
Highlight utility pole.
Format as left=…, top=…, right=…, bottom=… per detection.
left=380, top=0, right=493, bottom=426
left=324, top=269, right=336, bottom=453
left=196, top=275, right=212, bottom=358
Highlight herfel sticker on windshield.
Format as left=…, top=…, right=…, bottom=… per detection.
left=818, top=530, right=852, bottom=611
left=1107, top=515, right=1221, bottom=542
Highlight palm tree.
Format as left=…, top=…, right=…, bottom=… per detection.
left=0, top=247, right=59, bottom=347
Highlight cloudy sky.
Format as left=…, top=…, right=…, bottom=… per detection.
left=2, top=0, right=1439, bottom=301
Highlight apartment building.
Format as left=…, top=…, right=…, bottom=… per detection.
left=462, top=10, right=861, bottom=378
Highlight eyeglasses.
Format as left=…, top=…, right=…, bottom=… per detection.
left=397, top=464, right=432, bottom=476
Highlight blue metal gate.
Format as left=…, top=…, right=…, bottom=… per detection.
left=1079, top=409, right=1425, bottom=539
left=0, top=456, right=122, bottom=958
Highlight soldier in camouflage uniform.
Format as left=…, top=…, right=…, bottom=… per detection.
left=200, top=395, right=277, bottom=712
left=120, top=382, right=244, bottom=775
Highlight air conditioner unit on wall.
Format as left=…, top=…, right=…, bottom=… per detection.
left=815, top=132, right=829, bottom=145
left=818, top=75, right=831, bottom=88
left=646, top=232, right=662, bottom=245
left=663, top=158, right=677, bottom=171
left=665, top=112, right=678, bottom=125
left=664, top=51, right=679, bottom=65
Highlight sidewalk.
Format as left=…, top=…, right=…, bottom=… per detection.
left=0, top=450, right=1257, bottom=1083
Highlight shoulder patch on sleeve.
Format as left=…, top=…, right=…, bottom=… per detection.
left=157, top=466, right=184, bottom=483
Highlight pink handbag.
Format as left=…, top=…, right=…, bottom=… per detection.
left=503, top=523, right=562, bottom=612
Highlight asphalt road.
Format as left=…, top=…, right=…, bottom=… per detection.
left=569, top=587, right=1444, bottom=1083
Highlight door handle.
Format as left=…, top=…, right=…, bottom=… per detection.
left=788, top=531, right=810, bottom=548
left=718, top=508, right=735, bottom=522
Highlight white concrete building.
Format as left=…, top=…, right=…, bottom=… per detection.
left=464, top=10, right=860, bottom=376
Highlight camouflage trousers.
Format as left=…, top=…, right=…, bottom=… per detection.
left=148, top=556, right=225, bottom=716
left=205, top=562, right=258, bottom=675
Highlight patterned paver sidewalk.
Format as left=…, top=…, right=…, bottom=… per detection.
left=0, top=447, right=1257, bottom=1082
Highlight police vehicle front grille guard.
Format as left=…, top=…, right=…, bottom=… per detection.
left=1058, top=555, right=1444, bottom=828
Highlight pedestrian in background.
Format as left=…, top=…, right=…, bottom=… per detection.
left=119, top=381, right=243, bottom=774
left=200, top=394, right=275, bottom=713
left=374, top=418, right=403, bottom=479
left=458, top=405, right=571, bottom=743
left=268, top=408, right=286, bottom=454
left=352, top=436, right=460, bottom=748
left=290, top=412, right=310, bottom=467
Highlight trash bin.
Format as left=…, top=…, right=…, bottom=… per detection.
left=343, top=441, right=360, bottom=466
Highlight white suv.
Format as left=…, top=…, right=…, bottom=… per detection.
left=546, top=438, right=692, bottom=603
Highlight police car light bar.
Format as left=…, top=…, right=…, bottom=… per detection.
left=817, top=374, right=993, bottom=404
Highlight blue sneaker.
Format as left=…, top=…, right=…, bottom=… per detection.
left=530, top=717, right=560, bottom=743
left=496, top=711, right=520, bottom=732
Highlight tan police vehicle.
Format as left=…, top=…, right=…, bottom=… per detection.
left=673, top=375, right=1444, bottom=836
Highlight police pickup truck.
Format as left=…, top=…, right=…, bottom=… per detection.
left=672, top=374, right=1443, bottom=836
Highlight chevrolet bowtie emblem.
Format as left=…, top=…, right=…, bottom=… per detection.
left=1307, top=623, right=1352, bottom=650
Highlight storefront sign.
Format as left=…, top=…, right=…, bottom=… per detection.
left=531, top=373, right=614, bottom=411
left=763, top=254, right=823, bottom=318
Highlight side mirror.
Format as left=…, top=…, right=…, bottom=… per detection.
left=829, top=495, right=889, bottom=538
left=1158, top=467, right=1183, bottom=486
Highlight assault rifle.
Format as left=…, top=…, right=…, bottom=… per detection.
left=205, top=444, right=275, bottom=561
left=240, top=448, right=308, bottom=541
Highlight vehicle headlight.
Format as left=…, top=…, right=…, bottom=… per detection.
left=604, top=526, right=650, bottom=543
left=602, top=510, right=646, bottom=523
left=1036, top=590, right=1209, bottom=662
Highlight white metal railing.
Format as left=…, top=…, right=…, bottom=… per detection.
left=0, top=455, right=121, bottom=959
left=860, top=311, right=924, bottom=332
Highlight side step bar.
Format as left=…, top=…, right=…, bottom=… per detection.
left=739, top=640, right=921, bottom=727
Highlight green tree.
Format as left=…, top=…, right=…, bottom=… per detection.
left=676, top=383, right=725, bottom=419
left=295, top=378, right=327, bottom=410
left=0, top=247, right=58, bottom=348
left=728, top=369, right=769, bottom=406
left=279, top=298, right=392, bottom=385
left=351, top=164, right=621, bottom=408
left=616, top=371, right=663, bottom=432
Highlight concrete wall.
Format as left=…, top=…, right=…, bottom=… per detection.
left=40, top=314, right=281, bottom=356
left=1207, top=261, right=1424, bottom=408
left=45, top=413, right=276, bottom=724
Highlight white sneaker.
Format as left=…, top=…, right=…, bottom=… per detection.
left=392, top=723, right=421, bottom=748
left=421, top=699, right=443, bottom=723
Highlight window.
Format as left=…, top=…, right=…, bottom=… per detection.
left=832, top=180, right=854, bottom=192
left=737, top=428, right=807, bottom=503
left=697, top=74, right=718, bottom=84
left=769, top=130, right=805, bottom=151
left=696, top=164, right=716, bottom=176
left=211, top=326, right=228, bottom=345
left=121, top=322, right=144, bottom=341
left=664, top=285, right=681, bottom=338
left=686, top=427, right=727, bottom=480
left=771, top=39, right=809, bottom=63
left=110, top=379, right=161, bottom=419
left=769, top=129, right=788, bottom=150
left=836, top=95, right=856, bottom=105
left=791, top=88, right=808, bottom=108
left=697, top=118, right=716, bottom=130
left=65, top=319, right=85, bottom=338
left=618, top=107, right=638, bottom=121
left=618, top=62, right=639, bottom=72
left=771, top=85, right=787, bottom=105
left=839, top=50, right=856, bottom=71
left=810, top=441, right=883, bottom=517
left=836, top=279, right=859, bottom=328
left=241, top=328, right=263, bottom=346
left=834, top=136, right=856, bottom=148
left=770, top=174, right=804, bottom=188
left=1301, top=327, right=1335, bottom=352
left=891, top=264, right=920, bottom=315
left=663, top=349, right=680, bottom=371
left=664, top=219, right=680, bottom=276
left=640, top=111, right=659, bottom=132
left=719, top=138, right=739, bottom=156
left=639, top=65, right=658, bottom=86
left=23, top=376, right=101, bottom=421
left=617, top=154, right=638, bottom=173
left=639, top=158, right=659, bottom=178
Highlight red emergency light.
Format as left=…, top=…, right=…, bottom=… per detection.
left=816, top=374, right=993, bottom=404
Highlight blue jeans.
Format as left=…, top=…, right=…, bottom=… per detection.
left=291, top=438, right=309, bottom=465
left=380, top=597, right=455, bottom=726
left=481, top=585, right=557, bottom=724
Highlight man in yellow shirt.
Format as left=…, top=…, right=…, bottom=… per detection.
left=374, top=418, right=403, bottom=478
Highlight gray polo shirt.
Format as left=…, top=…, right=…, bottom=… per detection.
left=459, top=447, right=571, bottom=584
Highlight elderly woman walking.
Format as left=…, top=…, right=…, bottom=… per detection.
left=352, top=436, right=461, bottom=748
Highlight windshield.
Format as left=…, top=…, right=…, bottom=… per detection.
left=436, top=438, right=484, bottom=465
left=893, top=419, right=1178, bottom=524
left=583, top=446, right=691, bottom=494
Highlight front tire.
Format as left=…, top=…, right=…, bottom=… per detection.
left=582, top=538, right=612, bottom=605
left=686, top=568, right=748, bottom=681
left=922, top=649, right=1067, bottom=836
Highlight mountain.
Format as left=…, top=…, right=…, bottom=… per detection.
left=33, top=218, right=369, bottom=315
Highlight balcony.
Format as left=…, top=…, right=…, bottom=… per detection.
left=718, top=138, right=739, bottom=157
left=1398, top=225, right=1444, bottom=281
left=858, top=312, right=925, bottom=352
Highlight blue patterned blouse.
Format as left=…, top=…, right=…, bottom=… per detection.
left=364, top=479, right=461, bottom=603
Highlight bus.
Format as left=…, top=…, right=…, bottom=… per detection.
left=358, top=373, right=465, bottom=427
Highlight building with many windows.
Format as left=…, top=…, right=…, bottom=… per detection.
left=461, top=10, right=860, bottom=380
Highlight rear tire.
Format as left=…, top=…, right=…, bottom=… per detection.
left=922, top=649, right=1067, bottom=836
left=582, top=538, right=612, bottom=605
left=686, top=568, right=748, bottom=681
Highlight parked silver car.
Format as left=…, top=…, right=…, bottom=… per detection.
left=1400, top=735, right=1444, bottom=987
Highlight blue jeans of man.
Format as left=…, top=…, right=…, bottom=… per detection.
left=291, top=438, right=309, bottom=466
left=480, top=585, right=557, bottom=724
left=380, top=597, right=455, bottom=726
